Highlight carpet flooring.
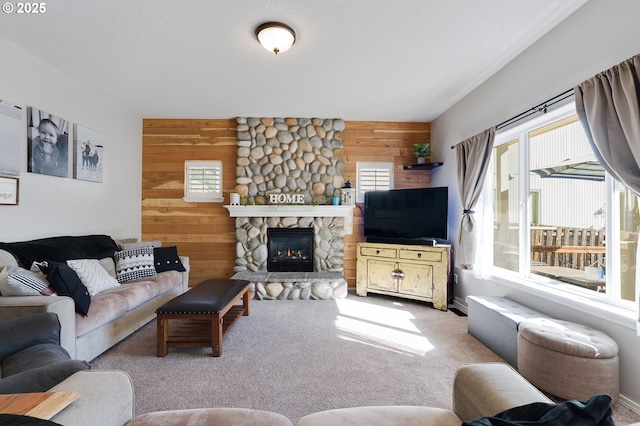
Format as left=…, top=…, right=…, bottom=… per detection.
left=92, top=291, right=640, bottom=424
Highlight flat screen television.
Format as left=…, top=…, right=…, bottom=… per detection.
left=364, top=187, right=448, bottom=244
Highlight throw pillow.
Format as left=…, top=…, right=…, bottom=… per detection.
left=40, top=261, right=91, bottom=316
left=28, top=262, right=57, bottom=296
left=0, top=266, right=54, bottom=296
left=114, top=246, right=156, bottom=283
left=66, top=258, right=120, bottom=296
left=153, top=246, right=187, bottom=273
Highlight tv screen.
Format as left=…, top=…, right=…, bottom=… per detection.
left=364, top=187, right=448, bottom=243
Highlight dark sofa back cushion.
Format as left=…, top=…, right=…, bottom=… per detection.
left=0, top=235, right=119, bottom=267
left=0, top=313, right=61, bottom=362
left=0, top=357, right=90, bottom=394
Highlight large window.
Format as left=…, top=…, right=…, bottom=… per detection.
left=491, top=103, right=637, bottom=305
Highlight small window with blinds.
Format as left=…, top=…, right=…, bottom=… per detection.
left=184, top=160, right=223, bottom=202
left=356, top=162, right=394, bottom=202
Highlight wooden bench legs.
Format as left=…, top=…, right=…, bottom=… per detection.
left=157, top=314, right=169, bottom=357
left=157, top=286, right=250, bottom=357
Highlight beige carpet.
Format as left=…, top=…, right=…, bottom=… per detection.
left=92, top=291, right=640, bottom=424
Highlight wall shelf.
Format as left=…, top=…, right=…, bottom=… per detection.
left=403, top=162, right=443, bottom=170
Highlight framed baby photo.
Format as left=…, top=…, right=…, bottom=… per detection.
left=27, top=107, right=70, bottom=178
left=0, top=98, right=22, bottom=177
left=0, top=176, right=19, bottom=205
left=73, top=124, right=104, bottom=183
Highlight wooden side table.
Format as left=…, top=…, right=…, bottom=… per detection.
left=0, top=391, right=79, bottom=420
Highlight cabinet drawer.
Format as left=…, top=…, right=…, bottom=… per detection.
left=360, top=246, right=397, bottom=258
left=399, top=249, right=442, bottom=262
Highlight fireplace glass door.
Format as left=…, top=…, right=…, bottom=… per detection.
left=267, top=228, right=314, bottom=272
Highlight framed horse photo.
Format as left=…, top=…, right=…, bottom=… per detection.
left=73, top=124, right=104, bottom=183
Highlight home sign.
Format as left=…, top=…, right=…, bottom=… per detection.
left=269, top=193, right=305, bottom=205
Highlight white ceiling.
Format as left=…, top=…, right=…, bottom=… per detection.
left=0, top=0, right=589, bottom=122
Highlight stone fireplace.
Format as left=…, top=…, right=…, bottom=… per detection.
left=227, top=117, right=351, bottom=300
left=226, top=205, right=351, bottom=300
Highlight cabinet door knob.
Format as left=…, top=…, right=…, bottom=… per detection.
left=391, top=268, right=405, bottom=282
left=417, top=253, right=422, bottom=258
left=376, top=250, right=380, bottom=254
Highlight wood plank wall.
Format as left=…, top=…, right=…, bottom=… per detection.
left=142, top=119, right=432, bottom=287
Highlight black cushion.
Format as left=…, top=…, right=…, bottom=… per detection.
left=0, top=234, right=119, bottom=267
left=41, top=262, right=91, bottom=316
left=153, top=246, right=186, bottom=273
left=0, top=313, right=61, bottom=362
left=0, top=344, right=89, bottom=394
left=2, top=343, right=73, bottom=377
left=0, top=359, right=89, bottom=394
left=463, top=394, right=614, bottom=426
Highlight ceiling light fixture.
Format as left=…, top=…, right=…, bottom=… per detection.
left=255, top=22, right=296, bottom=55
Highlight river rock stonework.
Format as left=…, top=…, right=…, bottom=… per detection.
left=232, top=117, right=349, bottom=301
left=231, top=272, right=348, bottom=301
left=233, top=216, right=346, bottom=273
left=232, top=215, right=349, bottom=300
left=235, top=117, right=345, bottom=205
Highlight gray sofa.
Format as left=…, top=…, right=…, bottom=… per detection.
left=0, top=235, right=189, bottom=361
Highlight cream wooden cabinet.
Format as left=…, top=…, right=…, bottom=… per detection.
left=356, top=242, right=451, bottom=311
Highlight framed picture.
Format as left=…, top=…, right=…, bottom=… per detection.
left=0, top=98, right=22, bottom=176
left=27, top=107, right=70, bottom=178
left=73, top=124, right=103, bottom=183
left=0, top=176, right=19, bottom=205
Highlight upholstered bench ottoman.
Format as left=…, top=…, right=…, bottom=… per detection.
left=156, top=279, right=251, bottom=357
left=517, top=318, right=620, bottom=404
left=466, top=296, right=551, bottom=367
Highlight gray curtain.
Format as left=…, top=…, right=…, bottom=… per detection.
left=574, top=54, right=640, bottom=192
left=455, top=127, right=495, bottom=269
left=574, top=53, right=640, bottom=335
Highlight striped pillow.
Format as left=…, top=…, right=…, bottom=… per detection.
left=0, top=265, right=55, bottom=296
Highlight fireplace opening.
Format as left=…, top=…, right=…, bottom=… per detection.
left=267, top=228, right=314, bottom=272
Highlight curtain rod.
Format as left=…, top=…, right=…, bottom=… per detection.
left=450, top=88, right=575, bottom=149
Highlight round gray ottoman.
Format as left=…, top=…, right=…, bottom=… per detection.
left=517, top=318, right=619, bottom=404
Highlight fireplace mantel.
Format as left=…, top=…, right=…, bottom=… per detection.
left=224, top=205, right=354, bottom=234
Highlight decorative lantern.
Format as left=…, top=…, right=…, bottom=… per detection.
left=340, top=180, right=356, bottom=206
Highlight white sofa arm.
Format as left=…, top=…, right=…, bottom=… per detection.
left=0, top=296, right=77, bottom=359
left=49, top=370, right=135, bottom=426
